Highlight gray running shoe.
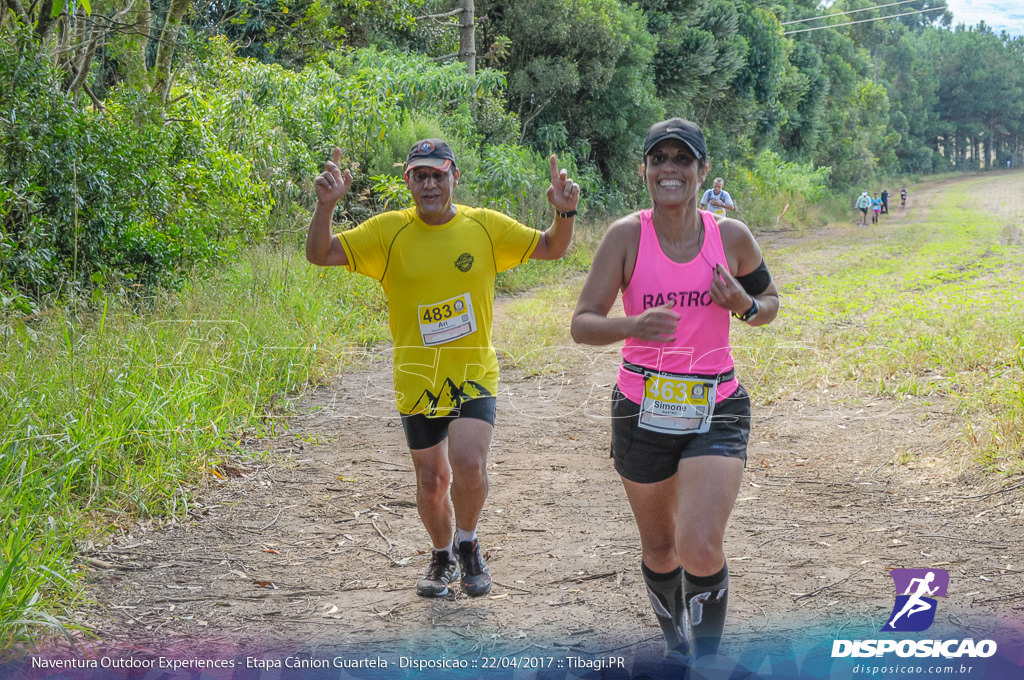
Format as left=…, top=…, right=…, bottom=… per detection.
left=416, top=549, right=458, bottom=597
left=456, top=539, right=492, bottom=597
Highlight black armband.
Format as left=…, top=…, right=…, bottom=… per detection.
left=736, top=259, right=772, bottom=297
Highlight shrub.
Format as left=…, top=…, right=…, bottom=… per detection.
left=725, top=150, right=831, bottom=230
left=0, top=29, right=272, bottom=302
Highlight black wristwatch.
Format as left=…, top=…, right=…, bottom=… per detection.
left=733, top=297, right=759, bottom=322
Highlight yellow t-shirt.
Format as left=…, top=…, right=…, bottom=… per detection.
left=338, top=205, right=540, bottom=416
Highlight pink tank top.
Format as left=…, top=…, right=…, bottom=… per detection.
left=617, top=209, right=739, bottom=404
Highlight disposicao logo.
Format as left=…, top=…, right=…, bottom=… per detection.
left=831, top=567, right=998, bottom=659
left=881, top=568, right=948, bottom=632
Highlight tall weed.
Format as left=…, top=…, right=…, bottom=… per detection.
left=0, top=245, right=386, bottom=644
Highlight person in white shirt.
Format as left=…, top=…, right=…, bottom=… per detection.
left=699, top=178, right=735, bottom=218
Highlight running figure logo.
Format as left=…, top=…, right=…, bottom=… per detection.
left=881, top=568, right=949, bottom=632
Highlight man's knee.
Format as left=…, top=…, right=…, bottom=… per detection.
left=450, top=453, right=488, bottom=488
left=448, top=417, right=493, bottom=480
left=416, top=465, right=452, bottom=499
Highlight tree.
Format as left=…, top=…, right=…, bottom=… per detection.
left=477, top=0, right=659, bottom=182
left=457, top=0, right=475, bottom=75
left=776, top=39, right=829, bottom=160
left=152, top=0, right=190, bottom=101
left=799, top=25, right=889, bottom=186
left=636, top=0, right=747, bottom=107
left=877, top=29, right=942, bottom=173
left=720, top=3, right=789, bottom=151
left=0, top=0, right=201, bottom=106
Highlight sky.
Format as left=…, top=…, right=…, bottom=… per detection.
left=943, top=0, right=1024, bottom=36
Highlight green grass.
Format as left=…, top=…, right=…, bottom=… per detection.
left=495, top=233, right=596, bottom=294
left=495, top=284, right=582, bottom=374
left=0, top=244, right=389, bottom=647
left=733, top=175, right=1024, bottom=473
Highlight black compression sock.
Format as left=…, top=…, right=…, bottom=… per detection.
left=641, top=562, right=688, bottom=653
left=684, top=562, right=729, bottom=658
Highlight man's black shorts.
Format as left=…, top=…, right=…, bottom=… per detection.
left=610, top=384, right=750, bottom=484
left=400, top=397, right=497, bottom=450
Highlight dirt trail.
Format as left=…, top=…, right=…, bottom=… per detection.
left=70, top=174, right=1024, bottom=668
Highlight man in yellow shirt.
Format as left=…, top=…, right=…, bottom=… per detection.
left=306, top=139, right=579, bottom=597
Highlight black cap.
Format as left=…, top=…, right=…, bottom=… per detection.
left=405, top=138, right=456, bottom=172
left=643, top=118, right=707, bottom=160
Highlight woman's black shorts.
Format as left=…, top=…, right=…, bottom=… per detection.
left=610, top=384, right=750, bottom=484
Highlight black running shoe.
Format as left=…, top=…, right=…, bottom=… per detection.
left=416, top=549, right=458, bottom=597
left=456, top=539, right=492, bottom=597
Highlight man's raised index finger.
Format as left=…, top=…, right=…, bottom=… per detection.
left=549, top=154, right=560, bottom=184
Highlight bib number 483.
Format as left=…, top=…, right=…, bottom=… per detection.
left=418, top=293, right=476, bottom=346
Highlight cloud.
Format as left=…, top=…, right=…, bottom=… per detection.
left=944, top=0, right=1024, bottom=35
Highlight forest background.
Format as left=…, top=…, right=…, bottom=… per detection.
left=1, top=0, right=1023, bottom=650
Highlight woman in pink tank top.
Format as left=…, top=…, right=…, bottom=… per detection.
left=571, top=118, right=780, bottom=666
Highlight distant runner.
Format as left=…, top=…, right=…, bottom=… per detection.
left=699, top=177, right=736, bottom=218
left=855, top=191, right=871, bottom=226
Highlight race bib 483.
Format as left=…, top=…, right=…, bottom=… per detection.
left=418, top=292, right=477, bottom=346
